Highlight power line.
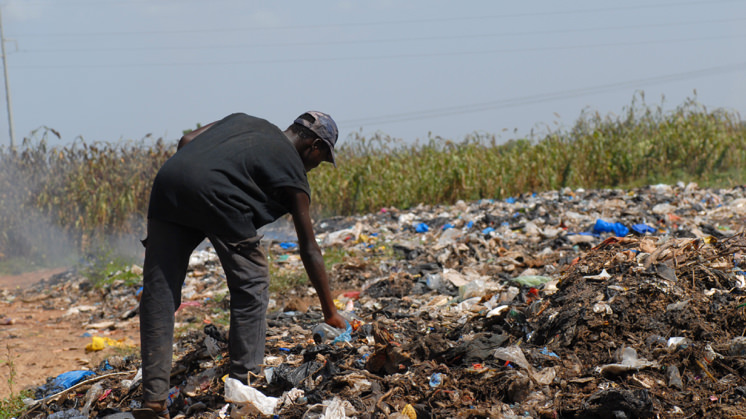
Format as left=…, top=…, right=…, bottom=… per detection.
left=9, top=0, right=740, bottom=37
left=12, top=33, right=746, bottom=69
left=17, top=16, right=746, bottom=54
left=338, top=62, right=746, bottom=127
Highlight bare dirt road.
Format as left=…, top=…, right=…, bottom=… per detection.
left=0, top=268, right=139, bottom=400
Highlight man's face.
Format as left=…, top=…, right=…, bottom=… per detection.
left=303, top=139, right=332, bottom=172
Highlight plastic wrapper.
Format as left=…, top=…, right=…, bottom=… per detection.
left=224, top=377, right=278, bottom=416
left=34, top=370, right=96, bottom=399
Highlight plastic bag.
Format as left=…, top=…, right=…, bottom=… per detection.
left=598, top=347, right=658, bottom=376
left=631, top=224, right=657, bottom=235
left=593, top=219, right=629, bottom=237
left=85, top=336, right=130, bottom=352
left=35, top=370, right=96, bottom=399
left=224, top=377, right=278, bottom=416
left=493, top=345, right=535, bottom=380
left=301, top=397, right=357, bottom=419
left=459, top=279, right=486, bottom=299
left=511, top=275, right=552, bottom=287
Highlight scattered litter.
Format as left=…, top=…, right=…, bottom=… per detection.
left=10, top=183, right=746, bottom=417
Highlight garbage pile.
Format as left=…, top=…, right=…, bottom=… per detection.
left=11, top=183, right=746, bottom=418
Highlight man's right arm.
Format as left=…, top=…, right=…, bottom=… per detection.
left=177, top=122, right=216, bottom=150
left=285, top=187, right=347, bottom=329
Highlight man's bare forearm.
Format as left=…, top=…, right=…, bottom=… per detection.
left=299, top=245, right=336, bottom=318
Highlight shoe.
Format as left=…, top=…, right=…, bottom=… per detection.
left=132, top=400, right=170, bottom=419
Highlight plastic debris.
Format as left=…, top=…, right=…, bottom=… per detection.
left=35, top=370, right=96, bottom=399
left=598, top=347, right=659, bottom=376
left=428, top=372, right=443, bottom=388
left=631, top=223, right=657, bottom=235
left=401, top=404, right=417, bottom=419
left=80, top=382, right=103, bottom=417
left=511, top=275, right=552, bottom=287
left=224, top=377, right=278, bottom=416
left=302, top=397, right=357, bottom=419
left=9, top=183, right=746, bottom=418
left=592, top=219, right=630, bottom=237
left=85, top=336, right=132, bottom=352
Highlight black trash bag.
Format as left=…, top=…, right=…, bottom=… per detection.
left=442, top=333, right=509, bottom=366
left=204, top=323, right=227, bottom=343
left=270, top=360, right=325, bottom=390
left=580, top=388, right=654, bottom=419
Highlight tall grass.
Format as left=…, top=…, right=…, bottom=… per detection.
left=0, top=130, right=170, bottom=270
left=1, top=94, right=744, bottom=268
left=311, top=95, right=745, bottom=216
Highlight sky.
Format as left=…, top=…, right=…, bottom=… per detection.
left=0, top=0, right=744, bottom=150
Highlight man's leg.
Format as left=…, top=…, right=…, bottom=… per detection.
left=140, top=218, right=204, bottom=403
left=208, top=234, right=269, bottom=384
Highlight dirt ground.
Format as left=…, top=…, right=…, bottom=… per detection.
left=0, top=268, right=140, bottom=400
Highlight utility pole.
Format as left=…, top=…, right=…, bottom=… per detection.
left=0, top=7, right=15, bottom=150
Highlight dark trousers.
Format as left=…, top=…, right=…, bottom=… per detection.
left=139, top=218, right=269, bottom=402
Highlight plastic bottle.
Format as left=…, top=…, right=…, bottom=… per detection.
left=312, top=322, right=347, bottom=344
left=81, top=382, right=103, bottom=417
left=312, top=310, right=361, bottom=344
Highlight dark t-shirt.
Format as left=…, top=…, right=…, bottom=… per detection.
left=147, top=113, right=310, bottom=241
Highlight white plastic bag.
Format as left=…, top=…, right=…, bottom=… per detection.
left=224, top=377, right=278, bottom=416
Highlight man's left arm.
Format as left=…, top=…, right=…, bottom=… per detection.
left=285, top=188, right=347, bottom=329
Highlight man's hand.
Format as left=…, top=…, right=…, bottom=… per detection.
left=325, top=312, right=348, bottom=330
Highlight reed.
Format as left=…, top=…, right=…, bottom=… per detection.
left=1, top=95, right=744, bottom=267
left=310, top=95, right=745, bottom=215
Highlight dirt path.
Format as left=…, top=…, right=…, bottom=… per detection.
left=0, top=269, right=139, bottom=400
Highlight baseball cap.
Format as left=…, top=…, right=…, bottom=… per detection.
left=294, top=111, right=339, bottom=167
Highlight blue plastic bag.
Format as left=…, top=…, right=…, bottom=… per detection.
left=631, top=224, right=657, bottom=235
left=415, top=223, right=429, bottom=233
left=35, top=370, right=96, bottom=399
left=331, top=320, right=353, bottom=344
left=592, top=219, right=629, bottom=237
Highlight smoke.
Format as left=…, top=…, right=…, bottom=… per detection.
left=0, top=157, right=75, bottom=270
left=2, top=206, right=78, bottom=267
left=1, top=199, right=148, bottom=273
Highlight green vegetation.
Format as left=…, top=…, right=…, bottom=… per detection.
left=78, top=250, right=141, bottom=287
left=1, top=94, right=745, bottom=272
left=267, top=246, right=309, bottom=294
left=310, top=94, right=745, bottom=216
left=268, top=266, right=308, bottom=294
left=0, top=343, right=29, bottom=419
left=322, top=246, right=352, bottom=270
left=0, top=390, right=31, bottom=419
left=0, top=130, right=169, bottom=272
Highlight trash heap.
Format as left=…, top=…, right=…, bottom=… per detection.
left=12, top=183, right=746, bottom=418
